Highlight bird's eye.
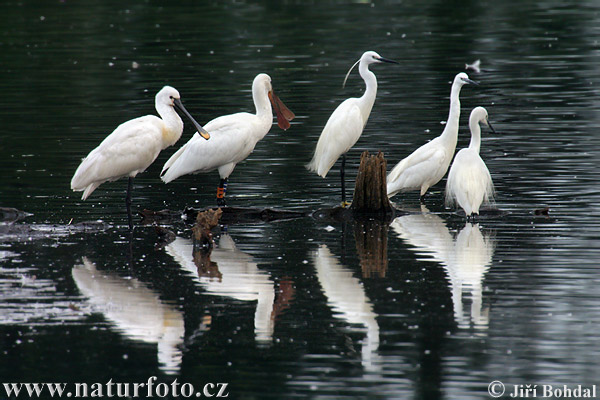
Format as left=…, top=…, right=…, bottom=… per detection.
left=169, top=96, right=174, bottom=100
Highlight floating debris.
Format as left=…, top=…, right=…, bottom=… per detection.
left=534, top=207, right=550, bottom=216
left=465, top=59, right=481, bottom=73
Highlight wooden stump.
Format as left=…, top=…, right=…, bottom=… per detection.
left=351, top=151, right=394, bottom=215
left=192, top=208, right=223, bottom=251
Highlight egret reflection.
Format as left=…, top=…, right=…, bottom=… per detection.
left=72, top=257, right=184, bottom=374
left=165, top=234, right=276, bottom=343
left=391, top=208, right=495, bottom=329
left=311, top=244, right=380, bottom=370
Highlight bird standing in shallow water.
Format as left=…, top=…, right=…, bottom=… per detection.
left=306, top=50, right=398, bottom=205
left=160, top=73, right=294, bottom=206
left=387, top=72, right=478, bottom=203
left=71, top=86, right=209, bottom=230
left=445, top=106, right=496, bottom=219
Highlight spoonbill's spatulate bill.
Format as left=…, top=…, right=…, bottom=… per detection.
left=71, top=86, right=209, bottom=229
left=306, top=50, right=398, bottom=205
left=386, top=73, right=478, bottom=203
left=445, top=106, right=496, bottom=218
left=160, top=73, right=294, bottom=206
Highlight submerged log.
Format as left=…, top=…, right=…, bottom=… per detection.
left=140, top=206, right=307, bottom=225
left=350, top=151, right=394, bottom=216
left=0, top=207, right=32, bottom=223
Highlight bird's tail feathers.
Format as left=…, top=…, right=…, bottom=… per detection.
left=305, top=158, right=329, bottom=178
left=160, top=141, right=191, bottom=182
left=305, top=158, right=318, bottom=173
left=81, top=182, right=100, bottom=200
left=444, top=182, right=456, bottom=208
left=386, top=158, right=408, bottom=184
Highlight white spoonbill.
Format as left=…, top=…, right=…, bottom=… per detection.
left=387, top=72, right=478, bottom=203
left=306, top=51, right=398, bottom=204
left=160, top=73, right=295, bottom=206
left=445, top=106, right=496, bottom=219
left=71, top=86, right=209, bottom=229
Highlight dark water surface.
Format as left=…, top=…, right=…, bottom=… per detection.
left=2, top=1, right=600, bottom=399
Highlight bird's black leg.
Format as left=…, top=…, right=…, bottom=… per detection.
left=341, top=154, right=346, bottom=204
left=216, top=178, right=228, bottom=207
left=126, top=177, right=134, bottom=231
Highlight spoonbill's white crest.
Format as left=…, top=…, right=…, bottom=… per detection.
left=160, top=73, right=294, bottom=206
left=445, top=106, right=495, bottom=219
left=71, top=86, right=209, bottom=229
left=306, top=51, right=398, bottom=205
left=387, top=73, right=477, bottom=203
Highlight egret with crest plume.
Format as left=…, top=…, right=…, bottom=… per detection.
left=306, top=51, right=398, bottom=205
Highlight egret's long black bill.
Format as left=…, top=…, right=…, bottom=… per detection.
left=174, top=98, right=210, bottom=140
left=463, top=78, right=480, bottom=85
left=487, top=120, right=496, bottom=134
left=377, top=56, right=399, bottom=64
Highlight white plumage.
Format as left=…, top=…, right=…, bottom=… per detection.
left=445, top=106, right=495, bottom=217
left=306, top=51, right=397, bottom=203
left=71, top=86, right=208, bottom=201
left=165, top=235, right=276, bottom=342
left=160, top=73, right=294, bottom=205
left=72, top=257, right=185, bottom=374
left=387, top=73, right=477, bottom=202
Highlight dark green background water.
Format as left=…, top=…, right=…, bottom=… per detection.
left=1, top=1, right=600, bottom=399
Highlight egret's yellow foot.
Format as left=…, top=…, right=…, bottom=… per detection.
left=340, top=201, right=352, bottom=208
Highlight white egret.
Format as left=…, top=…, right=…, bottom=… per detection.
left=71, top=86, right=209, bottom=229
left=160, top=73, right=294, bottom=206
left=306, top=51, right=398, bottom=204
left=445, top=106, right=495, bottom=219
left=387, top=72, right=478, bottom=202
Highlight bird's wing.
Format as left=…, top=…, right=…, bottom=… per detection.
left=445, top=151, right=494, bottom=207
left=307, top=100, right=364, bottom=177
left=71, top=117, right=163, bottom=190
left=387, top=140, right=447, bottom=191
left=161, top=113, right=256, bottom=182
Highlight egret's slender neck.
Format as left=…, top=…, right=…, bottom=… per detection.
left=468, top=119, right=482, bottom=154
left=440, top=82, right=463, bottom=143
left=357, top=60, right=378, bottom=122
left=156, top=100, right=184, bottom=148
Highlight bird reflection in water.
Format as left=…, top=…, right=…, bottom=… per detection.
left=165, top=234, right=292, bottom=343
left=391, top=207, right=495, bottom=330
left=311, top=244, right=380, bottom=370
left=72, top=257, right=185, bottom=374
